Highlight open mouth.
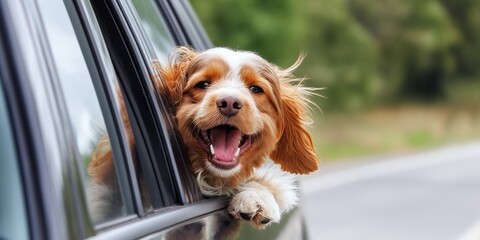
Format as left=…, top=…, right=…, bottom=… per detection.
left=195, top=125, right=252, bottom=170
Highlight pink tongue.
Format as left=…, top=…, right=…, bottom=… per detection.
left=210, top=126, right=242, bottom=162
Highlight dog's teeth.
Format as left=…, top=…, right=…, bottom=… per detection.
left=234, top=148, right=240, bottom=158
left=202, top=131, right=209, bottom=142
left=210, top=144, right=215, bottom=155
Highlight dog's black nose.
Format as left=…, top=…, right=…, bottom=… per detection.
left=216, top=96, right=243, bottom=117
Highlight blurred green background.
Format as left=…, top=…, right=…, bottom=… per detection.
left=190, top=0, right=480, bottom=161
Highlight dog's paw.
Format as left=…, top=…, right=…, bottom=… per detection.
left=228, top=183, right=281, bottom=229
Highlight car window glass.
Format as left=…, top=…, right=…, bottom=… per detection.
left=170, top=1, right=209, bottom=49
left=37, top=0, right=134, bottom=224
left=0, top=81, right=30, bottom=240
left=131, top=0, right=177, bottom=64
left=129, top=0, right=191, bottom=206
left=78, top=0, right=159, bottom=216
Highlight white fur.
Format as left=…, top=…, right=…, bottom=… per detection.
left=205, top=162, right=242, bottom=179
left=196, top=168, right=236, bottom=196
left=204, top=48, right=262, bottom=75
left=251, top=160, right=298, bottom=213
left=197, top=159, right=298, bottom=227
left=229, top=181, right=282, bottom=223
left=87, top=182, right=125, bottom=224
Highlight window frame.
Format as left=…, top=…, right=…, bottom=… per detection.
left=63, top=0, right=145, bottom=226
left=118, top=0, right=206, bottom=204
left=84, top=0, right=179, bottom=209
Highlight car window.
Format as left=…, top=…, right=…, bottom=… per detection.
left=130, top=0, right=177, bottom=64
left=0, top=80, right=30, bottom=240
left=36, top=0, right=135, bottom=224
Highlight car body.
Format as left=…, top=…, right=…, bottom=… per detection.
left=0, top=0, right=307, bottom=239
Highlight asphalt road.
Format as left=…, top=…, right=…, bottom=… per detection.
left=300, top=141, right=480, bottom=240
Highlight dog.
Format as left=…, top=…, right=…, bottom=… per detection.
left=88, top=47, right=319, bottom=230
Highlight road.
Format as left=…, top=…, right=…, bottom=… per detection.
left=300, top=141, right=480, bottom=240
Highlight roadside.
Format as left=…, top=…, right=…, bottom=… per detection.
left=300, top=140, right=480, bottom=194
left=311, top=104, right=480, bottom=161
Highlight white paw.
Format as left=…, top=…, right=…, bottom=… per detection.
left=228, top=182, right=281, bottom=229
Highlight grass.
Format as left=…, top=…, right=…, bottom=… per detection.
left=309, top=103, right=480, bottom=162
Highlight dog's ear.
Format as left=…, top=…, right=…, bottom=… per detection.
left=153, top=47, right=198, bottom=108
left=269, top=59, right=319, bottom=174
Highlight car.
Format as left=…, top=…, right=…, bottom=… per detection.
left=0, top=0, right=308, bottom=239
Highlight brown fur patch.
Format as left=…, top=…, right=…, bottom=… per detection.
left=270, top=80, right=318, bottom=174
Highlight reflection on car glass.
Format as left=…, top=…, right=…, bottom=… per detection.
left=144, top=212, right=241, bottom=240
left=37, top=0, right=133, bottom=224
left=0, top=81, right=30, bottom=240
left=131, top=0, right=176, bottom=64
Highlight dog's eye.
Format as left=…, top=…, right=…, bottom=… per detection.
left=249, top=85, right=263, bottom=94
left=195, top=81, right=210, bottom=89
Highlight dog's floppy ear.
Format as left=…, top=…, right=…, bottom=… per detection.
left=153, top=47, right=198, bottom=109
left=269, top=58, right=319, bottom=174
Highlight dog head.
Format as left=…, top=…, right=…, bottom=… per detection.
left=155, top=47, right=318, bottom=186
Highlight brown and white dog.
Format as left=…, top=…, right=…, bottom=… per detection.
left=88, top=47, right=319, bottom=229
